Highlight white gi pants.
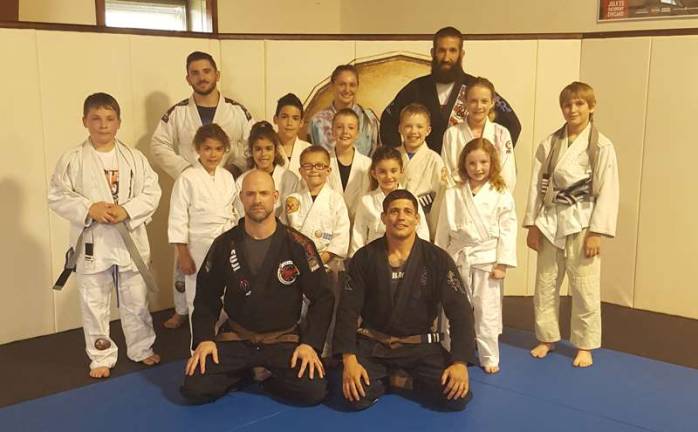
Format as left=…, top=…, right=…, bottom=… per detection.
left=77, top=267, right=156, bottom=369
left=173, top=251, right=188, bottom=316
left=469, top=267, right=503, bottom=368
left=534, top=230, right=601, bottom=350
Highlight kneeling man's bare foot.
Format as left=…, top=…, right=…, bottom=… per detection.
left=142, top=353, right=161, bottom=366
left=483, top=365, right=500, bottom=374
left=530, top=342, right=555, bottom=359
left=572, top=349, right=593, bottom=368
left=163, top=313, right=186, bottom=329
left=89, top=367, right=111, bottom=379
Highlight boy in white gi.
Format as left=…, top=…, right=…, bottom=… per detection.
left=435, top=138, right=517, bottom=373
left=48, top=93, right=161, bottom=378
left=524, top=82, right=619, bottom=368
left=236, top=121, right=300, bottom=217
left=442, top=77, right=516, bottom=192
left=274, top=93, right=311, bottom=177
left=397, top=103, right=447, bottom=233
left=350, top=146, right=430, bottom=256
left=168, top=123, right=239, bottom=341
left=328, top=109, right=372, bottom=222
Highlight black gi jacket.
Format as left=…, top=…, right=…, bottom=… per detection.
left=191, top=219, right=335, bottom=352
left=333, top=237, right=477, bottom=364
left=380, top=71, right=521, bottom=153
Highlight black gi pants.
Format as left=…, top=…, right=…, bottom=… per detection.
left=344, top=337, right=472, bottom=411
left=181, top=341, right=327, bottom=405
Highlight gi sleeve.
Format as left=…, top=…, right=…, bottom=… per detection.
left=326, top=199, right=350, bottom=259
left=380, top=81, right=416, bottom=148
left=167, top=174, right=191, bottom=244
left=433, top=188, right=453, bottom=251
left=416, top=203, right=431, bottom=241
left=47, top=151, right=92, bottom=227
left=191, top=236, right=227, bottom=349
left=496, top=191, right=518, bottom=268
left=441, top=125, right=460, bottom=180
left=122, top=152, right=162, bottom=231
left=151, top=117, right=190, bottom=179
left=297, top=239, right=335, bottom=352
left=522, top=139, right=550, bottom=227
left=493, top=91, right=521, bottom=146
left=439, top=256, right=477, bottom=364
left=348, top=198, right=370, bottom=257
left=333, top=249, right=367, bottom=355
left=497, top=127, right=517, bottom=192
left=589, top=143, right=619, bottom=237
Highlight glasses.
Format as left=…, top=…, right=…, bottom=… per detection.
left=301, top=163, right=329, bottom=171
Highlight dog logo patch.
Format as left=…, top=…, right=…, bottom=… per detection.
left=286, top=196, right=300, bottom=214
left=277, top=260, right=300, bottom=285
left=240, top=279, right=251, bottom=296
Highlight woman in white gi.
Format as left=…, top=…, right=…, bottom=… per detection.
left=48, top=93, right=160, bottom=378
left=349, top=146, right=430, bottom=256
left=524, top=82, right=619, bottom=368
left=168, top=124, right=239, bottom=342
left=236, top=121, right=300, bottom=217
left=435, top=137, right=517, bottom=374
left=441, top=77, right=516, bottom=192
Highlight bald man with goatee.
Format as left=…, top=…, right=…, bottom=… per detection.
left=181, top=170, right=334, bottom=405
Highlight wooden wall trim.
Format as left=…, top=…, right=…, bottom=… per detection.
left=3, top=20, right=698, bottom=40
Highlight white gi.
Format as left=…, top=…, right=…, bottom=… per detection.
left=167, top=160, right=239, bottom=339
left=442, top=117, right=517, bottom=192
left=328, top=150, right=372, bottom=222
left=523, top=123, right=619, bottom=350
left=151, top=94, right=254, bottom=177
left=349, top=187, right=431, bottom=257
left=399, top=143, right=446, bottom=235
left=151, top=93, right=253, bottom=316
left=48, top=139, right=161, bottom=369
left=279, top=137, right=312, bottom=180
left=235, top=165, right=300, bottom=218
left=435, top=181, right=517, bottom=367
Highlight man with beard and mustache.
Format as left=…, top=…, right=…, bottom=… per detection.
left=334, top=189, right=477, bottom=411
left=380, top=27, right=521, bottom=154
left=181, top=170, right=335, bottom=405
left=152, top=51, right=255, bottom=330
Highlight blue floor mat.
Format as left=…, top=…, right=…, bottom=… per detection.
left=2, top=329, right=696, bottom=432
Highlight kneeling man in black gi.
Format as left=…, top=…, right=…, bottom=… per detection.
left=181, top=170, right=335, bottom=405
left=334, top=189, right=476, bottom=410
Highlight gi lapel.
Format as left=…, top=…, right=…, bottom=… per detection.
left=186, top=95, right=204, bottom=128
left=445, top=74, right=467, bottom=126
left=458, top=182, right=489, bottom=241
left=82, top=141, right=118, bottom=203
left=386, top=238, right=422, bottom=331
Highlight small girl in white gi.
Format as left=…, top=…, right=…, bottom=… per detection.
left=349, top=146, right=430, bottom=256
left=524, top=82, right=619, bottom=368
left=168, top=123, right=239, bottom=341
left=48, top=93, right=161, bottom=378
left=236, top=121, right=299, bottom=217
left=442, top=77, right=516, bottom=191
left=435, top=137, right=517, bottom=374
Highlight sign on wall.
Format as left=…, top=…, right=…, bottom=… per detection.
left=599, top=0, right=698, bottom=21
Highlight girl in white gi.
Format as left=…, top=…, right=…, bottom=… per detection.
left=349, top=146, right=430, bottom=256
left=328, top=108, right=372, bottom=222
left=236, top=121, right=299, bottom=217
left=442, top=77, right=516, bottom=191
left=168, top=123, right=239, bottom=341
left=524, top=82, right=619, bottom=368
left=48, top=93, right=161, bottom=378
left=435, top=137, right=517, bottom=374
left=274, top=93, right=311, bottom=177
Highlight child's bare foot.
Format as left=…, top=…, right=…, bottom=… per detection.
left=573, top=349, right=593, bottom=368
left=89, top=367, right=111, bottom=379
left=483, top=365, right=500, bottom=374
left=530, top=342, right=555, bottom=359
left=163, top=313, right=186, bottom=329
left=142, top=354, right=161, bottom=366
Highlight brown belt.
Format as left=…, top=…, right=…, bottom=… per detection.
left=216, top=321, right=300, bottom=345
left=357, top=327, right=442, bottom=349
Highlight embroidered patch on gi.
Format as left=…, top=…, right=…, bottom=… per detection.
left=240, top=279, right=251, bottom=296
left=286, top=196, right=300, bottom=214
left=229, top=249, right=241, bottom=271
left=94, top=338, right=111, bottom=351
left=420, top=269, right=429, bottom=287
left=343, top=274, right=353, bottom=292
left=174, top=280, right=185, bottom=293
left=447, top=270, right=465, bottom=294
left=277, top=260, right=300, bottom=285
left=505, top=140, right=513, bottom=153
